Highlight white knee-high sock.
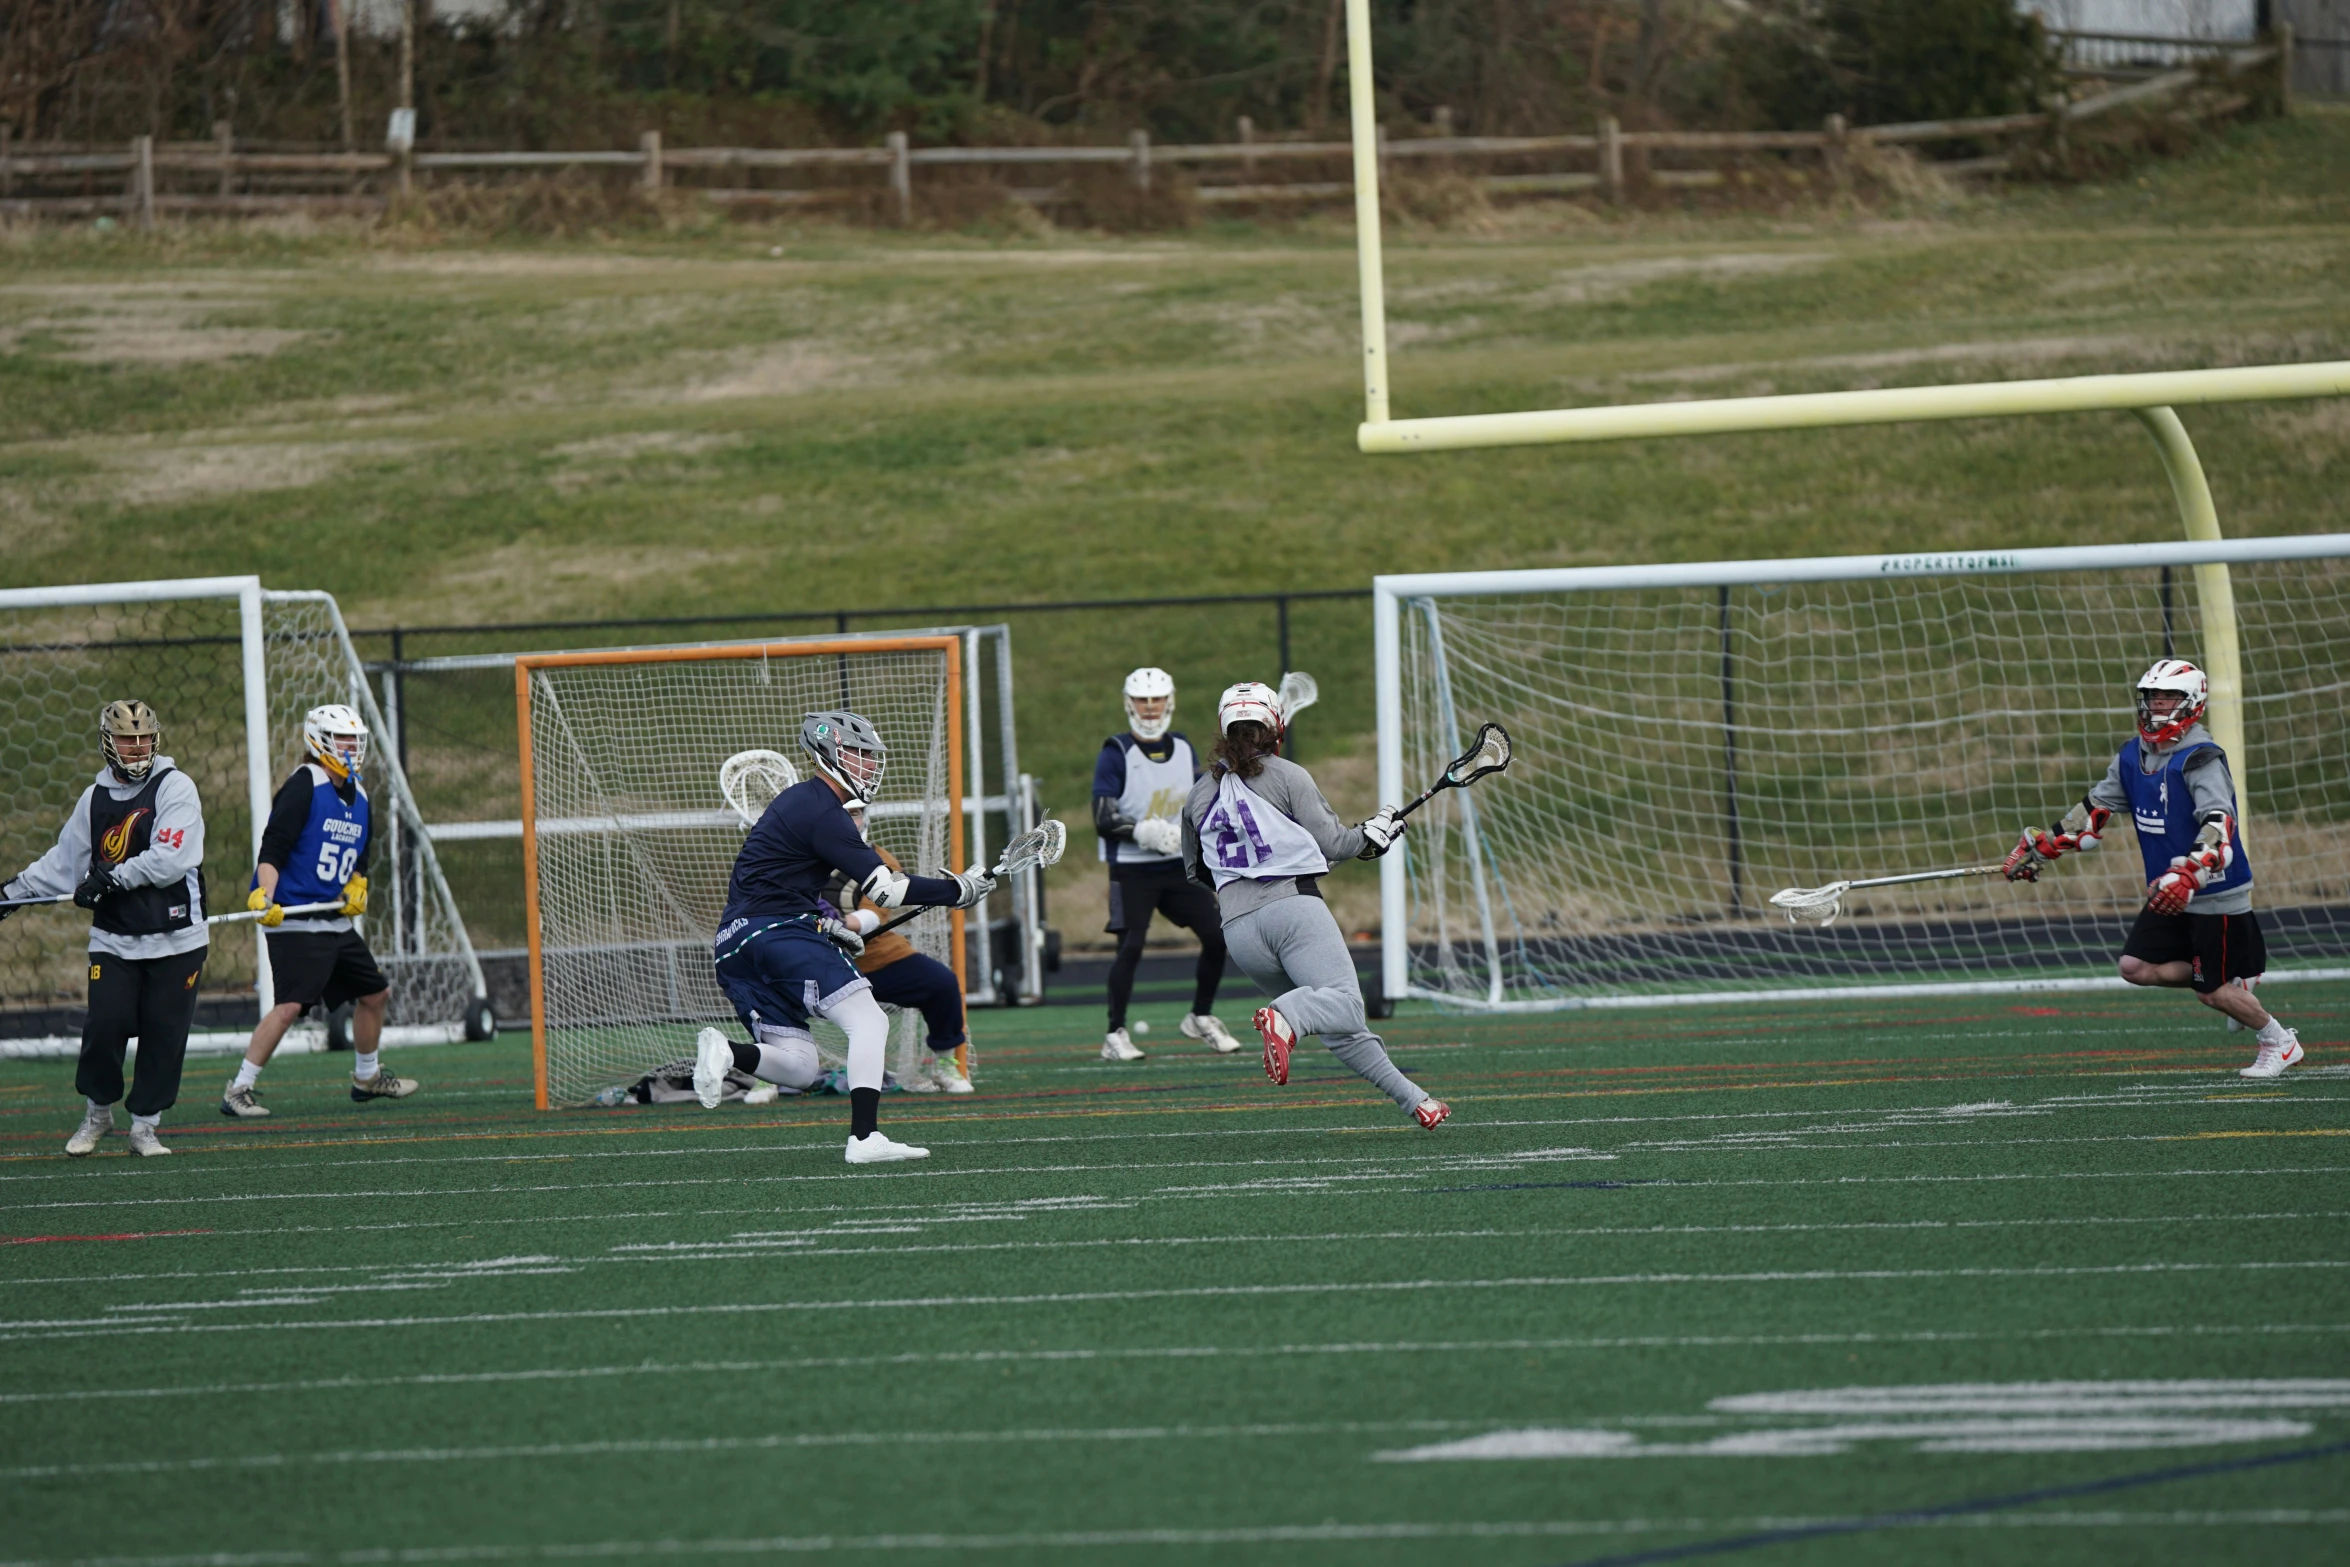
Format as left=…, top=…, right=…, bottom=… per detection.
left=828, top=988, right=891, bottom=1094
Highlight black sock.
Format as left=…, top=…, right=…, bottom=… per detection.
left=729, top=1040, right=759, bottom=1075
left=850, top=1086, right=880, bottom=1139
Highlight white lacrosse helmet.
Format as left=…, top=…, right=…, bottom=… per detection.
left=1217, top=681, right=1283, bottom=738
left=1124, top=667, right=1175, bottom=741
left=303, top=703, right=369, bottom=783
left=2135, top=658, right=2208, bottom=746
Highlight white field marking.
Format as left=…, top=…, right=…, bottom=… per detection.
left=9, top=1323, right=2348, bottom=1406
left=1376, top=1379, right=2350, bottom=1461
left=12, top=1210, right=2339, bottom=1291
left=7, top=1260, right=2346, bottom=1343
left=6, top=1079, right=2333, bottom=1185
left=4, top=1511, right=2348, bottom=1565
left=0, top=1418, right=1482, bottom=1481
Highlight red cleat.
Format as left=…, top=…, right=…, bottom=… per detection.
left=1414, top=1098, right=1451, bottom=1130
left=1254, top=1006, right=1296, bottom=1086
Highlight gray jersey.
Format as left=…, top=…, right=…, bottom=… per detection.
left=1182, top=753, right=1366, bottom=922
left=4, top=758, right=211, bottom=960
left=2083, top=722, right=2251, bottom=915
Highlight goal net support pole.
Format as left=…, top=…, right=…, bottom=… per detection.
left=1374, top=533, right=2350, bottom=1011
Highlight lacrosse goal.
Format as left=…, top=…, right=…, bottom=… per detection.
left=516, top=637, right=965, bottom=1107
left=1374, top=534, right=2350, bottom=1010
left=0, top=576, right=491, bottom=1050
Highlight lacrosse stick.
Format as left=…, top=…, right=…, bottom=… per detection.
left=866, top=819, right=1067, bottom=939
left=1767, top=864, right=2005, bottom=927
left=720, top=749, right=799, bottom=828
left=0, top=893, right=75, bottom=913
left=208, top=900, right=344, bottom=927
left=1396, top=721, right=1514, bottom=821
left=1277, top=670, right=1318, bottom=723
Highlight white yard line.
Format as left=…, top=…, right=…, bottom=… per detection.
left=1, top=1509, right=2345, bottom=1564
left=5, top=1260, right=2344, bottom=1343
left=11, top=1210, right=2339, bottom=1290
left=7, top=1322, right=2347, bottom=1405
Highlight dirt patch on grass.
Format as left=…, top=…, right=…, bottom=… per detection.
left=0, top=285, right=307, bottom=365
left=106, top=440, right=419, bottom=506
left=553, top=430, right=745, bottom=461
left=1526, top=251, right=1832, bottom=307
left=418, top=540, right=762, bottom=624
left=666, top=341, right=917, bottom=402
left=1628, top=334, right=2163, bottom=387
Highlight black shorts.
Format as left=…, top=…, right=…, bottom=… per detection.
left=265, top=928, right=389, bottom=1011
left=1106, top=860, right=1220, bottom=938
left=2121, top=906, right=2266, bottom=994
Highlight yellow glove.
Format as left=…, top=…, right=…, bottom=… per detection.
left=247, top=887, right=285, bottom=928
left=340, top=874, right=369, bottom=916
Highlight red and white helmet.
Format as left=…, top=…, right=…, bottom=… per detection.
left=2135, top=658, right=2208, bottom=746
left=1123, top=667, right=1175, bottom=741
left=1217, top=681, right=1283, bottom=738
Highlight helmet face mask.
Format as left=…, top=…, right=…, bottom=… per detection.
left=802, top=710, right=888, bottom=804
left=1123, top=667, right=1176, bottom=742
left=2134, top=659, right=2209, bottom=747
left=100, top=699, right=161, bottom=782
left=303, top=704, right=370, bottom=783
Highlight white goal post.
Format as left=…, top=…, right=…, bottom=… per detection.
left=514, top=635, right=970, bottom=1108
left=0, top=576, right=492, bottom=1053
left=1375, top=534, right=2350, bottom=1011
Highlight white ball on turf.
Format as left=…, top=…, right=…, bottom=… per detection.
left=1131, top=1019, right=1150, bottom=1037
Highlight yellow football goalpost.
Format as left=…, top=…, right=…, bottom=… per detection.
left=1340, top=0, right=2350, bottom=795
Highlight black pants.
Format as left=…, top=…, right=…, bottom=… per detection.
left=78, top=946, right=208, bottom=1118
left=866, top=951, right=968, bottom=1053
left=1104, top=861, right=1225, bottom=1030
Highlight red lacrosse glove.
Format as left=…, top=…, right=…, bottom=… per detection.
left=2002, top=831, right=2047, bottom=883
left=2147, top=861, right=2202, bottom=916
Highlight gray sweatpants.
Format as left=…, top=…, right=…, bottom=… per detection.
left=1222, top=895, right=1429, bottom=1113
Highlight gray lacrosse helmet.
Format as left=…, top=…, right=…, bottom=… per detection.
left=801, top=710, right=887, bottom=803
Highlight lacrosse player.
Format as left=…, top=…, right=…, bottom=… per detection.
left=699, top=711, right=993, bottom=1162
left=1182, top=683, right=1448, bottom=1127
left=224, top=705, right=411, bottom=1117
left=2, top=702, right=208, bottom=1157
left=1093, top=667, right=1236, bottom=1062
left=2002, top=659, right=2301, bottom=1078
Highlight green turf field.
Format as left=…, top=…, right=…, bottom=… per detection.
left=4, top=984, right=2345, bottom=1564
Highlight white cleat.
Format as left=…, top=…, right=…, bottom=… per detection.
left=845, top=1131, right=930, bottom=1165
left=128, top=1123, right=172, bottom=1157
left=928, top=1052, right=975, bottom=1095
left=65, top=1103, right=113, bottom=1157
left=2239, top=1029, right=2304, bottom=1079
left=220, top=1084, right=270, bottom=1119
left=1181, top=1012, right=1241, bottom=1054
left=693, top=1027, right=733, bottom=1109
left=1100, top=1027, right=1146, bottom=1063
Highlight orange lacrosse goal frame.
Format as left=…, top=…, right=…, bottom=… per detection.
left=514, top=637, right=966, bottom=1110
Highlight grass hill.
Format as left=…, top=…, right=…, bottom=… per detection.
left=3, top=111, right=2346, bottom=943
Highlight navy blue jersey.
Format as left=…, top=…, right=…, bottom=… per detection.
left=721, top=777, right=958, bottom=926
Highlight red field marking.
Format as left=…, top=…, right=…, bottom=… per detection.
left=3, top=1230, right=213, bottom=1244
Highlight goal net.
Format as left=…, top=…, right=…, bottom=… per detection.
left=1375, top=536, right=2350, bottom=1010
left=0, top=578, right=490, bottom=1047
left=517, top=638, right=964, bottom=1108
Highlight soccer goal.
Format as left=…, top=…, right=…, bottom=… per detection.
left=515, top=636, right=967, bottom=1108
left=0, top=577, right=493, bottom=1052
left=1374, top=534, right=2350, bottom=1011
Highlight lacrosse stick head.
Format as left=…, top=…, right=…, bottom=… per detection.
left=1445, top=722, right=1513, bottom=787
left=1276, top=670, right=1318, bottom=723
left=719, top=749, right=798, bottom=828
left=1767, top=881, right=1851, bottom=926
left=992, top=818, right=1067, bottom=875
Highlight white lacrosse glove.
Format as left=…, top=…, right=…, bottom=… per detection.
left=1131, top=817, right=1182, bottom=857
left=1357, top=805, right=1406, bottom=860
left=861, top=863, right=910, bottom=909
left=816, top=915, right=866, bottom=959
left=952, top=865, right=998, bottom=909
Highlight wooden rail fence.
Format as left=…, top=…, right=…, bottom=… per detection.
left=0, top=39, right=2284, bottom=228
